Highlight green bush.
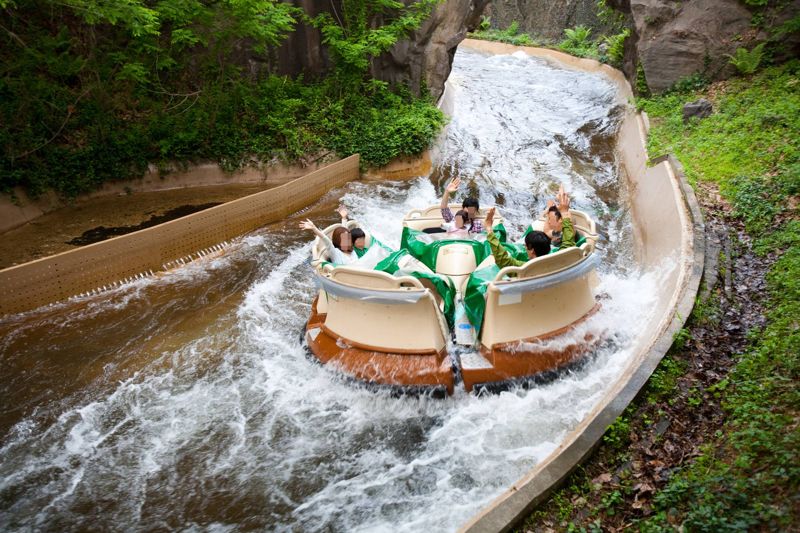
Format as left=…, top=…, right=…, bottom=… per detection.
left=469, top=20, right=536, bottom=47
left=559, top=25, right=598, bottom=59
left=602, top=28, right=629, bottom=67
left=0, top=0, right=445, bottom=197
left=728, top=43, right=767, bottom=74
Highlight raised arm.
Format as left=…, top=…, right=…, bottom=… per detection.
left=336, top=206, right=349, bottom=225
left=485, top=208, right=524, bottom=268
left=299, top=219, right=335, bottom=254
left=556, top=186, right=576, bottom=248
left=440, top=177, right=461, bottom=209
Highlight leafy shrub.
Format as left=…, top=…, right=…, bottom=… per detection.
left=728, top=43, right=767, bottom=74
left=602, top=28, right=630, bottom=67
left=0, top=0, right=445, bottom=197
left=469, top=20, right=536, bottom=47
left=666, top=73, right=710, bottom=94
left=559, top=25, right=598, bottom=59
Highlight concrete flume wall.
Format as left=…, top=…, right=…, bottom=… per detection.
left=456, top=40, right=704, bottom=532
left=0, top=157, right=343, bottom=235
left=0, top=156, right=360, bottom=316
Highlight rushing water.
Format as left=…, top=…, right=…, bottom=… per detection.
left=1, top=48, right=666, bottom=531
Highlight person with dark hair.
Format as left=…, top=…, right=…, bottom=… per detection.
left=349, top=227, right=368, bottom=257
left=484, top=186, right=576, bottom=267
left=542, top=202, right=567, bottom=246
left=442, top=209, right=471, bottom=238
left=440, top=177, right=484, bottom=233
left=299, top=219, right=358, bottom=265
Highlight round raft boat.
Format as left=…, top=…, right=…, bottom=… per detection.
left=304, top=205, right=601, bottom=396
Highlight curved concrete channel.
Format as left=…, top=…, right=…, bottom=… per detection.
left=455, top=39, right=704, bottom=531
left=0, top=41, right=702, bottom=531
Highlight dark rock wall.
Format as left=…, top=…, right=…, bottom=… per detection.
left=610, top=0, right=800, bottom=94
left=257, top=0, right=488, bottom=100
left=372, top=0, right=490, bottom=100
left=487, top=0, right=616, bottom=41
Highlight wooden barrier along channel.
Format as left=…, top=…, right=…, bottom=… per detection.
left=0, top=155, right=360, bottom=316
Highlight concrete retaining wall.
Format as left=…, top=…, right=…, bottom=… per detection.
left=458, top=41, right=704, bottom=532
left=0, top=157, right=339, bottom=235
left=0, top=156, right=360, bottom=316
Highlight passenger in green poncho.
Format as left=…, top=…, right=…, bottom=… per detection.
left=485, top=185, right=577, bottom=268
left=337, top=206, right=371, bottom=258
left=350, top=227, right=368, bottom=258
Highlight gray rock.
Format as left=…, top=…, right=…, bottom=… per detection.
left=630, top=0, right=753, bottom=93
left=606, top=0, right=800, bottom=94
left=372, top=0, right=490, bottom=100
left=488, top=0, right=617, bottom=41
left=682, top=98, right=713, bottom=123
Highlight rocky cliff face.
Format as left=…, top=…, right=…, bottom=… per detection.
left=609, top=0, right=800, bottom=93
left=267, top=0, right=488, bottom=101
left=488, top=0, right=615, bottom=41
left=372, top=0, right=490, bottom=100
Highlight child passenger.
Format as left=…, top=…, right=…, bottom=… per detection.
left=442, top=209, right=471, bottom=239
left=350, top=227, right=368, bottom=257
left=439, top=177, right=483, bottom=233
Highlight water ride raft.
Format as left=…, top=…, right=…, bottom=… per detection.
left=304, top=206, right=601, bottom=396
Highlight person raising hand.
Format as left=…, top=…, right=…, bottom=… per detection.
left=440, top=177, right=483, bottom=233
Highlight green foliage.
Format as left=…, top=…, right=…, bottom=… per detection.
left=637, top=60, right=800, bottom=191
left=666, top=73, right=710, bottom=94
left=308, top=0, right=438, bottom=79
left=602, top=28, right=629, bottom=67
left=596, top=0, right=627, bottom=28
left=635, top=62, right=651, bottom=96
left=646, top=355, right=687, bottom=402
left=772, top=14, right=800, bottom=40
left=602, top=411, right=632, bottom=449
left=0, top=0, right=444, bottom=197
left=559, top=25, right=598, bottom=59
left=743, top=0, right=768, bottom=6
left=728, top=43, right=767, bottom=74
left=635, top=59, right=800, bottom=531
left=469, top=20, right=536, bottom=47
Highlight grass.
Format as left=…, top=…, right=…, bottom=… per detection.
left=626, top=60, right=800, bottom=529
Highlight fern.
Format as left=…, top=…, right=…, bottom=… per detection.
left=602, top=28, right=629, bottom=66
left=559, top=25, right=597, bottom=59
left=728, top=43, right=766, bottom=74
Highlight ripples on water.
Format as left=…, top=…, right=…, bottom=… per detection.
left=0, top=48, right=666, bottom=531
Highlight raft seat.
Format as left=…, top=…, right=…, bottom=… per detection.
left=329, top=267, right=423, bottom=290
left=482, top=244, right=597, bottom=348
left=530, top=209, right=599, bottom=250
left=320, top=267, right=450, bottom=355
left=403, top=204, right=503, bottom=232
left=495, top=245, right=587, bottom=281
